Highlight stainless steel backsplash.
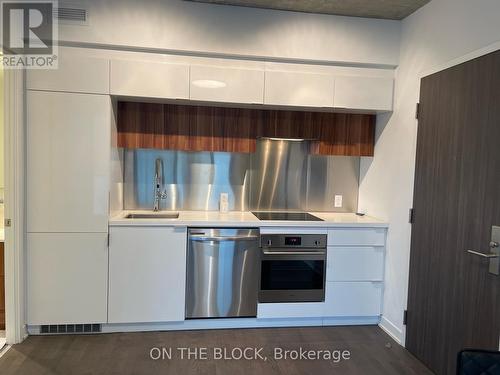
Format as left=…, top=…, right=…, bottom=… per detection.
left=123, top=149, right=250, bottom=211
left=123, top=139, right=359, bottom=212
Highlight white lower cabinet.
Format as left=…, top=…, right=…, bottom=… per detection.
left=328, top=228, right=386, bottom=246
left=324, top=282, right=383, bottom=317
left=27, top=233, right=108, bottom=325
left=327, top=247, right=384, bottom=281
left=108, top=226, right=187, bottom=323
left=257, top=302, right=325, bottom=319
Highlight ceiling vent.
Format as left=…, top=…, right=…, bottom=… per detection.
left=54, top=6, right=88, bottom=25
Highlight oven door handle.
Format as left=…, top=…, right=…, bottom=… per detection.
left=262, top=250, right=326, bottom=256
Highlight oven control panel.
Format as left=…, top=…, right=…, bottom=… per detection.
left=260, top=234, right=327, bottom=248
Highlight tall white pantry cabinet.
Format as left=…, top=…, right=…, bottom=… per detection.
left=26, top=57, right=111, bottom=325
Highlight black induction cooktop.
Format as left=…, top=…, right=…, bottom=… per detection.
left=252, top=212, right=324, bottom=221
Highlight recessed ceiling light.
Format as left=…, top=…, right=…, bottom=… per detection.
left=192, top=79, right=227, bottom=89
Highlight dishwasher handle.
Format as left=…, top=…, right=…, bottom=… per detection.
left=190, top=235, right=260, bottom=242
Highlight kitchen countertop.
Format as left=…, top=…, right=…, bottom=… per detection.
left=109, top=210, right=388, bottom=228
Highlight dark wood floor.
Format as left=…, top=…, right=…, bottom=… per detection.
left=0, top=326, right=433, bottom=375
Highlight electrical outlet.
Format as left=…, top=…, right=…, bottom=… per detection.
left=219, top=193, right=229, bottom=213
left=334, top=195, right=343, bottom=208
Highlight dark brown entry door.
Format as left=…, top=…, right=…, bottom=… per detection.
left=406, top=50, right=500, bottom=375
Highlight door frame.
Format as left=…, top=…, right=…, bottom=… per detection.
left=4, top=68, right=26, bottom=344
left=420, top=41, right=500, bottom=79
left=402, top=39, right=500, bottom=348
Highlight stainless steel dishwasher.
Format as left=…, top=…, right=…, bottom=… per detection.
left=186, top=228, right=260, bottom=319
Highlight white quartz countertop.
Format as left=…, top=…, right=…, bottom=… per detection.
left=109, top=210, right=388, bottom=228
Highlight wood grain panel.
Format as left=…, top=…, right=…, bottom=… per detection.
left=406, top=50, right=500, bottom=375
left=221, top=107, right=257, bottom=153
left=164, top=103, right=190, bottom=150
left=117, top=102, right=165, bottom=149
left=117, top=102, right=375, bottom=156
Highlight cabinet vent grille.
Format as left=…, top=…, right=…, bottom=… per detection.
left=40, top=324, right=101, bottom=334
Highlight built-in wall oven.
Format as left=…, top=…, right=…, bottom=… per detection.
left=259, top=234, right=327, bottom=303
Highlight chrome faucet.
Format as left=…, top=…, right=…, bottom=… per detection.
left=153, top=158, right=167, bottom=211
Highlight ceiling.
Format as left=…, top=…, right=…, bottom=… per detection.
left=188, top=0, right=431, bottom=20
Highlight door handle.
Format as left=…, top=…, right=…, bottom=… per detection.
left=467, top=227, right=500, bottom=276
left=467, top=250, right=499, bottom=258
left=467, top=241, right=500, bottom=258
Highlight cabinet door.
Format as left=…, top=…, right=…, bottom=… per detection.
left=257, top=302, right=325, bottom=319
left=334, top=76, right=394, bottom=111
left=110, top=59, right=189, bottom=99
left=27, top=233, right=108, bottom=325
left=264, top=71, right=334, bottom=107
left=327, top=247, right=384, bottom=281
left=27, top=91, right=110, bottom=233
left=108, top=226, right=187, bottom=323
left=324, top=281, right=383, bottom=317
left=190, top=65, right=264, bottom=104
left=328, top=228, right=386, bottom=246
left=27, top=55, right=109, bottom=94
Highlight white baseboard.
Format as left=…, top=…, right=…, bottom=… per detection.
left=378, top=316, right=403, bottom=345
left=27, top=316, right=381, bottom=335
left=0, top=343, right=9, bottom=358
left=323, top=316, right=380, bottom=326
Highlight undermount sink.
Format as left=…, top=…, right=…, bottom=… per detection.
left=125, top=212, right=179, bottom=219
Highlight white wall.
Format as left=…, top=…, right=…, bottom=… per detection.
left=59, top=0, right=400, bottom=66
left=358, top=0, right=500, bottom=344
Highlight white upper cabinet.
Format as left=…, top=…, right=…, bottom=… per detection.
left=27, top=233, right=109, bottom=325
left=108, top=226, right=187, bottom=324
left=190, top=65, right=264, bottom=104
left=110, top=59, right=189, bottom=99
left=27, top=55, right=109, bottom=94
left=334, top=76, right=394, bottom=111
left=27, top=91, right=110, bottom=233
left=264, top=70, right=335, bottom=107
